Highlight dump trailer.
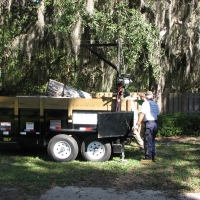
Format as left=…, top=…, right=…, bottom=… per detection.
left=0, top=95, right=133, bottom=162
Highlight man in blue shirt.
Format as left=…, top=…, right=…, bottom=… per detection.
left=133, top=91, right=160, bottom=162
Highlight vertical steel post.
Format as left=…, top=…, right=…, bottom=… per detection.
left=116, top=39, right=123, bottom=112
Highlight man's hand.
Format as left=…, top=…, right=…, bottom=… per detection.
left=132, top=124, right=139, bottom=131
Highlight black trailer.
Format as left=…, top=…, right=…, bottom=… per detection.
left=0, top=96, right=133, bottom=162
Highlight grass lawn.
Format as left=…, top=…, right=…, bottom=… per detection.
left=0, top=136, right=200, bottom=199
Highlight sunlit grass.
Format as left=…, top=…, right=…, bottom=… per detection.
left=0, top=137, right=200, bottom=197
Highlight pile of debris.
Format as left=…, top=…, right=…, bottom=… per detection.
left=45, top=79, right=92, bottom=98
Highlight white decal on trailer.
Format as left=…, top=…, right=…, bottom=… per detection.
left=73, top=112, right=97, bottom=125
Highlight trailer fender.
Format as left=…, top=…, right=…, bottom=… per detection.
left=47, top=134, right=78, bottom=162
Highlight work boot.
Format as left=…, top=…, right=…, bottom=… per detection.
left=152, top=156, right=158, bottom=161
left=141, top=158, right=152, bottom=163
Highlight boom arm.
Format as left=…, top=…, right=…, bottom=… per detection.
left=81, top=43, right=118, bottom=72
left=81, top=42, right=132, bottom=112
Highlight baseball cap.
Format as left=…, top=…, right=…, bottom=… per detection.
left=145, top=91, right=153, bottom=99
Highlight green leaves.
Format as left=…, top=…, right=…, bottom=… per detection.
left=158, top=113, right=200, bottom=137
left=87, top=2, right=160, bottom=84
left=0, top=0, right=161, bottom=95
left=51, top=0, right=85, bottom=34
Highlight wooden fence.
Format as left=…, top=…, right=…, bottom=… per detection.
left=92, top=92, right=200, bottom=115
left=162, top=93, right=200, bottom=115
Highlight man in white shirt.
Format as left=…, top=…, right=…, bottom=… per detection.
left=133, top=91, right=160, bottom=162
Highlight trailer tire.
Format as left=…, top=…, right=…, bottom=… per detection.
left=47, top=134, right=78, bottom=162
left=81, top=135, right=111, bottom=162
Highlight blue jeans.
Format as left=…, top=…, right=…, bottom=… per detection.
left=144, top=121, right=158, bottom=159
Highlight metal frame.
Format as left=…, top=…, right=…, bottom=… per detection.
left=81, top=42, right=123, bottom=111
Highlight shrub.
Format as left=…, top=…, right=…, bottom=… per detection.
left=157, top=113, right=200, bottom=137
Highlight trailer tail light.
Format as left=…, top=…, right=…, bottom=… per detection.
left=55, top=126, right=61, bottom=130
left=50, top=120, right=62, bottom=130
left=0, top=122, right=11, bottom=131
left=26, top=122, right=34, bottom=130
left=21, top=122, right=39, bottom=135
left=29, top=129, right=36, bottom=133
left=79, top=127, right=93, bottom=131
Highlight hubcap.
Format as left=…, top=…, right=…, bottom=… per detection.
left=53, top=141, right=71, bottom=159
left=87, top=141, right=105, bottom=159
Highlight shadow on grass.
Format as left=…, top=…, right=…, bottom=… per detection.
left=0, top=139, right=199, bottom=197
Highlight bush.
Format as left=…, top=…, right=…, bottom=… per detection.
left=158, top=113, right=200, bottom=137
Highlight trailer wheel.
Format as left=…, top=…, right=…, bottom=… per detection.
left=47, top=134, right=78, bottom=162
left=81, top=135, right=111, bottom=162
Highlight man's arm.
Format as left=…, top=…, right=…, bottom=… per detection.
left=133, top=112, right=145, bottom=130
left=137, top=112, right=145, bottom=125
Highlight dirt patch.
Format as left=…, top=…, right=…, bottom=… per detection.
left=0, top=187, right=39, bottom=200
left=156, top=136, right=200, bottom=143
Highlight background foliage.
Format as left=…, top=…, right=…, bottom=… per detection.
left=0, top=0, right=160, bottom=95
left=0, top=0, right=199, bottom=100
left=158, top=113, right=200, bottom=137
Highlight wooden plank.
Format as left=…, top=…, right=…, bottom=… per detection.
left=0, top=97, right=15, bottom=108
left=68, top=98, right=113, bottom=111
left=173, top=93, right=178, bottom=113
left=162, top=94, right=167, bottom=114
left=40, top=98, right=44, bottom=117
left=173, top=93, right=182, bottom=113
left=125, top=100, right=131, bottom=111
left=178, top=93, right=183, bottom=113
left=43, top=97, right=116, bottom=111
left=194, top=94, right=200, bottom=115
left=1, top=93, right=199, bottom=115
left=43, top=97, right=69, bottom=110
left=14, top=97, right=18, bottom=115
left=188, top=93, right=200, bottom=115
left=17, top=96, right=40, bottom=109
left=183, top=93, right=195, bottom=114
left=92, top=92, right=114, bottom=98
left=189, top=94, right=194, bottom=114
left=181, top=93, right=184, bottom=113
left=182, top=93, right=188, bottom=114
left=169, top=93, right=174, bottom=114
